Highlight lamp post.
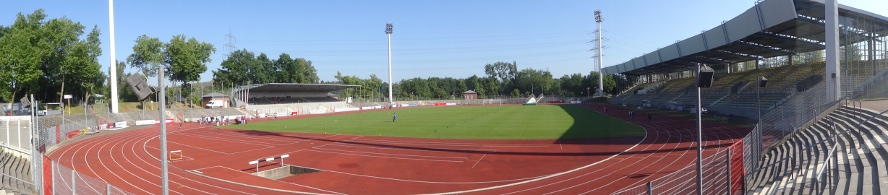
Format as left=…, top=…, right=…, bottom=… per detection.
left=695, top=64, right=714, bottom=195
left=385, top=23, right=393, bottom=108
left=158, top=63, right=170, bottom=195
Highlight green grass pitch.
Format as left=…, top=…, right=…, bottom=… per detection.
left=225, top=105, right=645, bottom=139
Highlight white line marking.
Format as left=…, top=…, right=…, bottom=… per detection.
left=305, top=149, right=465, bottom=162
left=472, top=154, right=487, bottom=169
left=425, top=126, right=650, bottom=195
left=311, top=146, right=469, bottom=160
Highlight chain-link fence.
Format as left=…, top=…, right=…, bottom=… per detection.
left=611, top=75, right=849, bottom=194
left=852, top=68, right=888, bottom=100
left=0, top=116, right=32, bottom=154
left=50, top=160, right=130, bottom=195
left=612, top=140, right=747, bottom=195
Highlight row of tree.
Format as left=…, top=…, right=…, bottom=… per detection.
left=124, top=34, right=215, bottom=106
left=0, top=9, right=105, bottom=106
left=0, top=10, right=219, bottom=108
left=211, top=49, right=319, bottom=86
left=332, top=61, right=628, bottom=101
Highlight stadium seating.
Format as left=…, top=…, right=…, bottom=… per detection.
left=242, top=96, right=340, bottom=105
left=1, top=149, right=32, bottom=194
left=610, top=62, right=830, bottom=118
left=748, top=106, right=888, bottom=194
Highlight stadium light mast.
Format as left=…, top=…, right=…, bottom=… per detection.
left=386, top=23, right=394, bottom=106
left=109, top=0, right=119, bottom=113
left=595, top=10, right=604, bottom=97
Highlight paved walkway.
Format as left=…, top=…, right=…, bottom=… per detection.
left=857, top=99, right=888, bottom=114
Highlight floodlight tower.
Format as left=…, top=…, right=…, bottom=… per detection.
left=386, top=23, right=394, bottom=106
left=595, top=10, right=604, bottom=97
left=109, top=0, right=119, bottom=113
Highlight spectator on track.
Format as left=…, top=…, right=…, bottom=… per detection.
left=647, top=113, right=652, bottom=122
left=604, top=106, right=608, bottom=113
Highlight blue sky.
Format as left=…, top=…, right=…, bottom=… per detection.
left=3, top=0, right=887, bottom=83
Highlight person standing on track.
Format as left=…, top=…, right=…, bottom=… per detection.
left=393, top=113, right=397, bottom=122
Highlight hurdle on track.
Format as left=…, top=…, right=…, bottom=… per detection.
left=248, top=154, right=290, bottom=173
left=169, top=150, right=184, bottom=162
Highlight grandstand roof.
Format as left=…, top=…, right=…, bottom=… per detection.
left=241, top=83, right=361, bottom=93
left=603, top=0, right=888, bottom=76
left=202, top=92, right=228, bottom=97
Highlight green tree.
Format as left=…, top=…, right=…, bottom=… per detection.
left=66, top=26, right=104, bottom=107
left=165, top=34, right=215, bottom=106
left=515, top=68, right=553, bottom=96
left=254, top=53, right=274, bottom=84
left=213, top=49, right=256, bottom=87
left=127, top=35, right=164, bottom=78
left=484, top=61, right=517, bottom=94
left=510, top=88, right=521, bottom=98
left=365, top=74, right=384, bottom=101
left=273, top=53, right=294, bottom=82
left=40, top=17, right=84, bottom=105
left=602, top=74, right=616, bottom=96
left=561, top=73, right=584, bottom=96
left=166, top=34, right=214, bottom=86
left=0, top=10, right=46, bottom=108
left=296, top=58, right=319, bottom=83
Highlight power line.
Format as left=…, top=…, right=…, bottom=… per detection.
left=237, top=31, right=589, bottom=45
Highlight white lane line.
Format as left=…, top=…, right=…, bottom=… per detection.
left=472, top=154, right=487, bottom=169
left=305, top=149, right=465, bottom=162
left=425, top=126, right=650, bottom=195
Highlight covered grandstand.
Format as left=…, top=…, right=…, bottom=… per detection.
left=605, top=0, right=887, bottom=118
left=605, top=0, right=888, bottom=194
left=229, top=83, right=362, bottom=116
left=231, top=83, right=360, bottom=105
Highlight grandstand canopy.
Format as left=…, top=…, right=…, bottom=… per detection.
left=241, top=83, right=360, bottom=93
left=603, top=0, right=888, bottom=76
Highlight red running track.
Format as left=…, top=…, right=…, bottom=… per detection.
left=46, top=104, right=750, bottom=194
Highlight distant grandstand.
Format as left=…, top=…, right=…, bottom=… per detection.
left=605, top=0, right=888, bottom=194
left=228, top=83, right=361, bottom=116
left=231, top=83, right=360, bottom=106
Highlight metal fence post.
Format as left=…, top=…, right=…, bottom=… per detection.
left=726, top=148, right=732, bottom=195
left=828, top=154, right=833, bottom=194
left=647, top=181, right=653, bottom=195
left=72, top=169, right=76, bottom=195
left=52, top=161, right=56, bottom=195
